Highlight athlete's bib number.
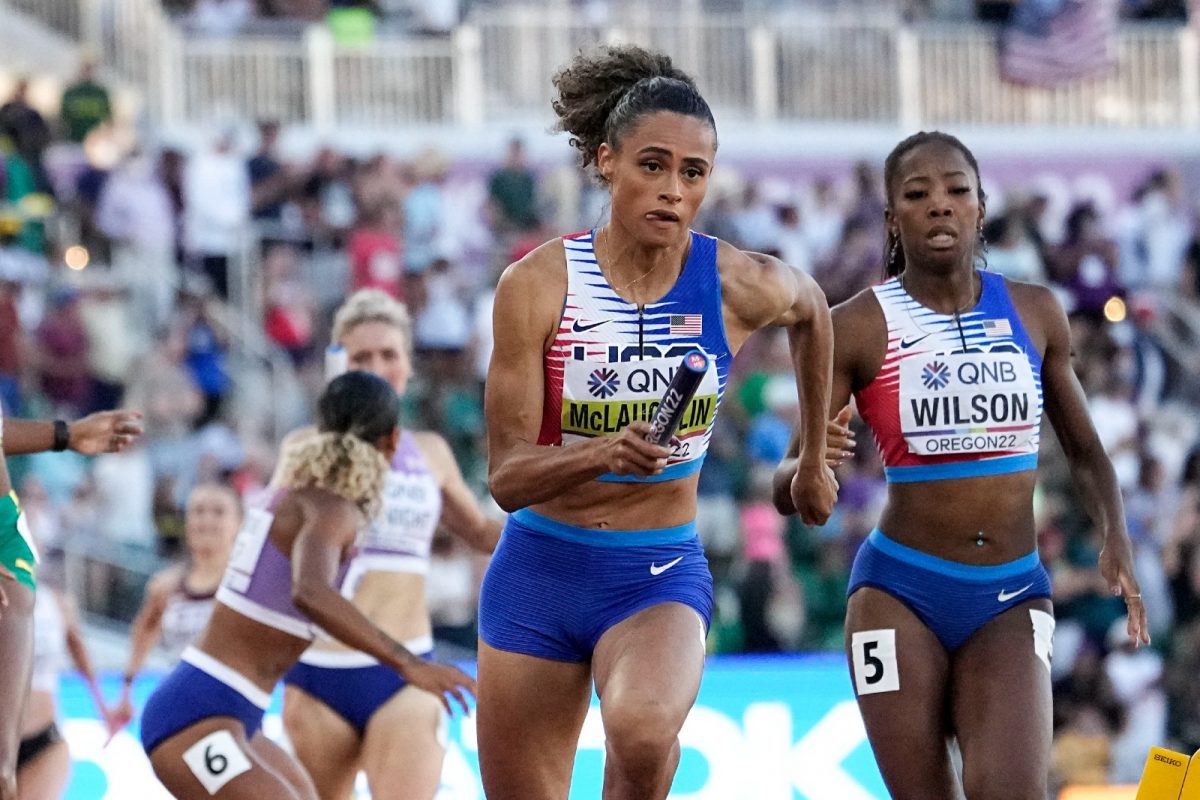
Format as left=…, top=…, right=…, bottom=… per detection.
left=560, top=353, right=718, bottom=467
left=222, top=508, right=273, bottom=593
left=182, top=730, right=252, bottom=794
left=851, top=629, right=899, bottom=695
left=898, top=350, right=1038, bottom=456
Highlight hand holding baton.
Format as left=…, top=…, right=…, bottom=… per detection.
left=645, top=349, right=709, bottom=447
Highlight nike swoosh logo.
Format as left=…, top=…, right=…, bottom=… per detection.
left=997, top=583, right=1034, bottom=603
left=899, top=334, right=931, bottom=349
left=572, top=320, right=609, bottom=333
left=13, top=558, right=32, bottom=575
left=650, top=556, right=684, bottom=576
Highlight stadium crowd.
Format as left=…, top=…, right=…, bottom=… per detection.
left=1, top=61, right=1200, bottom=790
left=159, top=0, right=1196, bottom=39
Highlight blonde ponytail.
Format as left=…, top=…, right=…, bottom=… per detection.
left=275, top=431, right=389, bottom=518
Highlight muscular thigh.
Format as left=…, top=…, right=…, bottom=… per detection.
left=592, top=602, right=706, bottom=733
left=951, top=599, right=1053, bottom=800
left=149, top=719, right=308, bottom=800
left=476, top=642, right=592, bottom=800
left=845, top=588, right=962, bottom=800
left=281, top=685, right=359, bottom=799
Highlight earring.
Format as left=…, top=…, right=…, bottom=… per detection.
left=888, top=236, right=899, bottom=266
left=977, top=223, right=989, bottom=269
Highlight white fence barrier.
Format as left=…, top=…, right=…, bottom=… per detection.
left=4, top=0, right=1200, bottom=130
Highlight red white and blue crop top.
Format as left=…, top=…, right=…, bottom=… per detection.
left=537, top=230, right=731, bottom=483
left=854, top=271, right=1043, bottom=483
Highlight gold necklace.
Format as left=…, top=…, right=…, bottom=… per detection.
left=595, top=226, right=674, bottom=298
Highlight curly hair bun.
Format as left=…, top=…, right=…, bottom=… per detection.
left=552, top=45, right=715, bottom=178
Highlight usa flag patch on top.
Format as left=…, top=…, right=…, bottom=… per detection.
left=981, top=319, right=1012, bottom=337
left=670, top=314, right=702, bottom=336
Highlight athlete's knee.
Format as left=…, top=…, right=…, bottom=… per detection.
left=604, top=701, right=681, bottom=771
left=963, top=762, right=1046, bottom=800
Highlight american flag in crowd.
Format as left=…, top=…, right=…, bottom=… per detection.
left=1000, top=0, right=1118, bottom=87
left=981, top=318, right=1012, bottom=337
left=669, top=314, right=702, bottom=336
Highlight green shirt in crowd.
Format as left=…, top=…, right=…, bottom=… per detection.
left=59, top=80, right=112, bottom=143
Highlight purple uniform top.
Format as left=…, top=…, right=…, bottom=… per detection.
left=344, top=430, right=442, bottom=585
left=216, top=489, right=356, bottom=640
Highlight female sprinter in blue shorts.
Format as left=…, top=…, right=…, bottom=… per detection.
left=281, top=289, right=501, bottom=800
left=139, top=372, right=475, bottom=800
left=479, top=45, right=839, bottom=799
left=0, top=409, right=143, bottom=800
left=774, top=131, right=1149, bottom=800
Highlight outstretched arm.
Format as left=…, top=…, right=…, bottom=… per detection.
left=60, top=592, right=122, bottom=736
left=3, top=410, right=143, bottom=456
left=288, top=491, right=478, bottom=712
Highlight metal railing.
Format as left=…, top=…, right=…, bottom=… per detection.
left=4, top=0, right=1200, bottom=130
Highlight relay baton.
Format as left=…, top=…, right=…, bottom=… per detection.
left=645, top=349, right=709, bottom=446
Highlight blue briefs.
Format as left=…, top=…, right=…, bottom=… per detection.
left=282, top=639, right=434, bottom=736
left=848, top=528, right=1052, bottom=652
left=140, top=647, right=271, bottom=756
left=478, top=508, right=713, bottom=662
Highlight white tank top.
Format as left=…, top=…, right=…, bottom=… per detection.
left=160, top=575, right=217, bottom=663
left=346, top=431, right=442, bottom=581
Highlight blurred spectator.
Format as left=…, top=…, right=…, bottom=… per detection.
left=745, top=374, right=797, bottom=466
left=488, top=138, right=539, bottom=233
left=1105, top=618, right=1167, bottom=782
left=1049, top=202, right=1123, bottom=318
left=731, top=184, right=781, bottom=252
left=261, top=243, right=317, bottom=365
left=96, top=149, right=178, bottom=334
left=410, top=0, right=461, bottom=35
left=1129, top=169, right=1192, bottom=291
left=984, top=211, right=1046, bottom=283
left=775, top=202, right=814, bottom=273
left=348, top=200, right=404, bottom=297
left=0, top=229, right=28, bottom=416
left=184, top=128, right=251, bottom=299
left=247, top=120, right=286, bottom=222
left=404, top=147, right=450, bottom=275
left=58, top=59, right=112, bottom=145
left=1052, top=640, right=1123, bottom=791
left=737, top=472, right=801, bottom=652
left=122, top=323, right=204, bottom=441
left=814, top=217, right=880, bottom=306
left=179, top=287, right=232, bottom=427
left=0, top=77, right=53, bottom=195
left=34, top=288, right=93, bottom=417
left=186, top=0, right=255, bottom=36
left=414, top=257, right=472, bottom=388
left=78, top=272, right=137, bottom=412
left=799, top=178, right=844, bottom=264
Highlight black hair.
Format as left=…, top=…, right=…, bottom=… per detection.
left=882, top=131, right=987, bottom=278
left=551, top=45, right=717, bottom=182
left=317, top=370, right=400, bottom=445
